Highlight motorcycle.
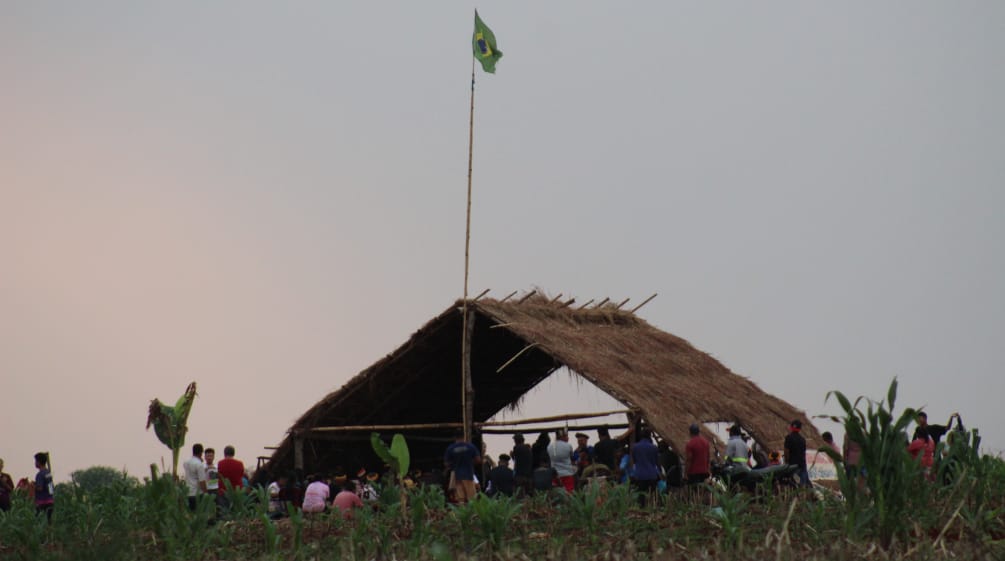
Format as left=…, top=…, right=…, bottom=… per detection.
left=711, top=461, right=799, bottom=493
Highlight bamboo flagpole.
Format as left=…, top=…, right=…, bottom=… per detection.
left=461, top=11, right=503, bottom=442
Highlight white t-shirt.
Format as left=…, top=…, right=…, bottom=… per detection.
left=548, top=439, right=576, bottom=477
left=205, top=463, right=220, bottom=492
left=183, top=455, right=207, bottom=497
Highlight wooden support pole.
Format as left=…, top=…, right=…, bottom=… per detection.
left=294, top=437, right=304, bottom=471
left=500, top=290, right=518, bottom=303
left=559, top=297, right=576, bottom=308
left=489, top=322, right=515, bottom=329
left=593, top=297, right=610, bottom=308
left=614, top=297, right=631, bottom=310
left=473, top=288, right=491, bottom=301
left=496, top=342, right=539, bottom=373
left=549, top=293, right=564, bottom=303
left=517, top=290, right=537, bottom=304
left=629, top=293, right=658, bottom=314
left=462, top=309, right=475, bottom=441
left=576, top=298, right=595, bottom=310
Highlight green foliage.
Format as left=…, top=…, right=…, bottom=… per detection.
left=453, top=492, right=521, bottom=552
left=826, top=377, right=920, bottom=549
left=145, top=382, right=197, bottom=477
left=370, top=432, right=410, bottom=480
left=710, top=485, right=751, bottom=550
left=69, top=466, right=139, bottom=495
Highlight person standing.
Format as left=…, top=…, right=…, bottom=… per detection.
left=217, top=445, right=245, bottom=495
left=511, top=434, right=533, bottom=495
left=592, top=426, right=619, bottom=471
left=572, top=433, right=594, bottom=474
left=913, top=412, right=960, bottom=446
left=547, top=429, right=576, bottom=493
left=444, top=431, right=481, bottom=503
left=0, top=458, right=14, bottom=512
left=34, top=452, right=54, bottom=521
left=631, top=428, right=660, bottom=507
left=684, top=424, right=711, bottom=485
left=183, top=443, right=208, bottom=510
left=784, top=420, right=811, bottom=488
left=725, top=425, right=750, bottom=467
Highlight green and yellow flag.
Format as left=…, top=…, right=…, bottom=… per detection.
left=472, top=11, right=502, bottom=73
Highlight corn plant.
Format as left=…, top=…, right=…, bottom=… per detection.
left=826, top=378, right=919, bottom=549
left=453, top=492, right=521, bottom=553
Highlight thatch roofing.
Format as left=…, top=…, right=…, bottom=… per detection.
left=265, top=295, right=821, bottom=475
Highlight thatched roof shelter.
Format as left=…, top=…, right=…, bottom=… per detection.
left=264, top=295, right=821, bottom=475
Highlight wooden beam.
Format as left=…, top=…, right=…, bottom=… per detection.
left=496, top=342, right=540, bottom=373
left=309, top=422, right=464, bottom=433
left=614, top=297, right=631, bottom=310
left=517, top=290, right=537, bottom=304
left=549, top=293, right=564, bottom=303
left=576, top=298, right=595, bottom=310
left=499, top=290, right=518, bottom=303
left=481, top=423, right=630, bottom=435
left=593, top=297, right=610, bottom=308
left=629, top=293, right=658, bottom=314
left=479, top=408, right=638, bottom=427
left=559, top=297, right=576, bottom=309
left=472, top=288, right=491, bottom=301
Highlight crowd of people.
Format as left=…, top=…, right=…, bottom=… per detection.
left=1, top=410, right=967, bottom=523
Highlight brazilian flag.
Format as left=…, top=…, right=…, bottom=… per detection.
left=472, top=11, right=502, bottom=73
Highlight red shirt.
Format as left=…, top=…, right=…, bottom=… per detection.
left=685, top=435, right=711, bottom=475
left=217, top=458, right=245, bottom=494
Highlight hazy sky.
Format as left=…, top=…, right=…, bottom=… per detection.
left=2, top=2, right=1003, bottom=481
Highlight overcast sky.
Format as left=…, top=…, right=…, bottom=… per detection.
left=2, top=2, right=1003, bottom=481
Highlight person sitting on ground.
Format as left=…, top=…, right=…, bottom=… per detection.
left=359, top=472, right=380, bottom=502
left=332, top=480, right=364, bottom=519
left=301, top=474, right=330, bottom=513
left=768, top=451, right=782, bottom=466
left=532, top=458, right=556, bottom=493
left=267, top=473, right=289, bottom=518
left=488, top=454, right=516, bottom=497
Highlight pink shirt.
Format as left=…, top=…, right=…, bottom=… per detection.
left=302, top=481, right=330, bottom=513
left=332, top=490, right=364, bottom=519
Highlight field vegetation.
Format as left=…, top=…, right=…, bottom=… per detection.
left=2, top=381, right=1003, bottom=560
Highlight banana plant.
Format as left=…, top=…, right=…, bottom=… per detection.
left=371, top=432, right=411, bottom=520
left=146, top=382, right=197, bottom=478
left=370, top=432, right=410, bottom=481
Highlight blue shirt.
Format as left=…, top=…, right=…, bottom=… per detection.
left=445, top=441, right=479, bottom=481
left=35, top=468, right=54, bottom=504
left=632, top=438, right=660, bottom=481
